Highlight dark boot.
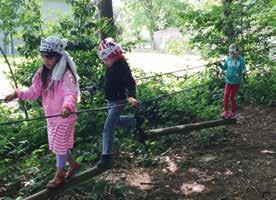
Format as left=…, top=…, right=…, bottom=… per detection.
left=96, top=154, right=113, bottom=170
left=135, top=128, right=147, bottom=144
left=135, top=115, right=145, bottom=127
left=134, top=115, right=147, bottom=144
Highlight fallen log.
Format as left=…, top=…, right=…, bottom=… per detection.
left=145, top=118, right=236, bottom=139
left=25, top=166, right=105, bottom=200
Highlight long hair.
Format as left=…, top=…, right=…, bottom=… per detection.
left=108, top=54, right=126, bottom=61
left=41, top=53, right=77, bottom=90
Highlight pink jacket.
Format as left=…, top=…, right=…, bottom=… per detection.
left=16, top=67, right=78, bottom=124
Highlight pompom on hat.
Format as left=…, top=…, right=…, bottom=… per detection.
left=98, top=37, right=123, bottom=60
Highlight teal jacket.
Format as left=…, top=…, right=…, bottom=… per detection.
left=220, top=56, right=247, bottom=84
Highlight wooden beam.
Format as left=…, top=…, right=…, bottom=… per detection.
left=25, top=166, right=105, bottom=200
left=145, top=119, right=236, bottom=139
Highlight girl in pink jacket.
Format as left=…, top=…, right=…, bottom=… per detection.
left=5, top=36, right=80, bottom=188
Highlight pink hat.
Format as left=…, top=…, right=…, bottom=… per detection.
left=98, top=37, right=123, bottom=60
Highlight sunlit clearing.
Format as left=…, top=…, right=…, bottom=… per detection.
left=199, top=154, right=217, bottom=162
left=224, top=168, right=233, bottom=176
left=261, top=150, right=275, bottom=154
left=126, top=51, right=205, bottom=75
left=164, top=156, right=178, bottom=173
left=127, top=171, right=152, bottom=190
left=180, top=182, right=206, bottom=195
left=188, top=168, right=199, bottom=173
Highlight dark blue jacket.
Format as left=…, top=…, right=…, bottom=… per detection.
left=104, top=58, right=136, bottom=101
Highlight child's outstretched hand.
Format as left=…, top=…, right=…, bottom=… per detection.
left=128, top=97, right=139, bottom=107
left=61, top=107, right=71, bottom=118
left=4, top=92, right=17, bottom=103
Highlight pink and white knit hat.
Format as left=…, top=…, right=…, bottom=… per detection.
left=98, top=37, right=123, bottom=60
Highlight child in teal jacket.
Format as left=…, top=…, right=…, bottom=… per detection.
left=217, top=43, right=247, bottom=119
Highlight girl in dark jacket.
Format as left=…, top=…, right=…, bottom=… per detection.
left=97, top=38, right=139, bottom=169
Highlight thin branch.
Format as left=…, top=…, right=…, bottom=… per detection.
left=0, top=45, right=29, bottom=118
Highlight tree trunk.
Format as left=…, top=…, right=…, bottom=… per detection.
left=139, top=0, right=156, bottom=49
left=149, top=28, right=155, bottom=49
left=222, top=0, right=235, bottom=43
left=3, top=31, right=8, bottom=54
left=98, top=0, right=115, bottom=39
left=10, top=32, right=16, bottom=67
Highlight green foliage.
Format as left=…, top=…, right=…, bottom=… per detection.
left=176, top=0, right=275, bottom=64
left=0, top=0, right=103, bottom=197
left=120, top=0, right=188, bottom=45
left=0, top=0, right=24, bottom=43
left=1, top=0, right=276, bottom=198
left=165, top=37, right=191, bottom=55
left=0, top=0, right=42, bottom=58
left=17, top=0, right=42, bottom=58
left=240, top=65, right=276, bottom=104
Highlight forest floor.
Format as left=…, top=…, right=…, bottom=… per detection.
left=58, top=104, right=276, bottom=200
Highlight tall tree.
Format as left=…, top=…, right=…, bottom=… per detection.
left=0, top=0, right=42, bottom=118
left=0, top=0, right=22, bottom=56
left=121, top=0, right=186, bottom=49
left=98, top=0, right=115, bottom=39
left=176, top=0, right=275, bottom=64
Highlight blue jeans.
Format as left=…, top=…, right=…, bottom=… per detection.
left=102, top=101, right=136, bottom=154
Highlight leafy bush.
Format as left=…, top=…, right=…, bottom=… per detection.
left=165, top=37, right=191, bottom=55
left=1, top=0, right=276, bottom=198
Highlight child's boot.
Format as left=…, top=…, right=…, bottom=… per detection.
left=65, top=162, right=81, bottom=179
left=221, top=111, right=229, bottom=119
left=47, top=168, right=65, bottom=188
left=134, top=128, right=147, bottom=144
left=229, top=112, right=236, bottom=119
left=96, top=154, right=112, bottom=170
left=134, top=115, right=147, bottom=143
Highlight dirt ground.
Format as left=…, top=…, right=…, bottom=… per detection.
left=59, top=104, right=276, bottom=200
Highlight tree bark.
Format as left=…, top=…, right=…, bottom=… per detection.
left=141, top=0, right=156, bottom=49
left=222, top=0, right=235, bottom=43
left=98, top=0, right=114, bottom=39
